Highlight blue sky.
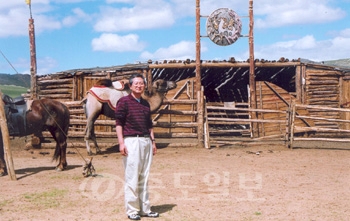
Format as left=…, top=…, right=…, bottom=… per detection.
left=1, top=0, right=350, bottom=75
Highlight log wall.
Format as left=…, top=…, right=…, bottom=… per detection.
left=304, top=67, right=342, bottom=129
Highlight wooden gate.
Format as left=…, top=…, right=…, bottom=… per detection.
left=255, top=81, right=313, bottom=137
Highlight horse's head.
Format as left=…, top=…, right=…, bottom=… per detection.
left=112, top=78, right=130, bottom=91
left=152, top=79, right=177, bottom=93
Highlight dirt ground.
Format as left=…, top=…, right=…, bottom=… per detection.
left=1, top=138, right=350, bottom=221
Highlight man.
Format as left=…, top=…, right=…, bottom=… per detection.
left=115, top=73, right=159, bottom=220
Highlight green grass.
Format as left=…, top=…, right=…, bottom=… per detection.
left=0, top=199, right=13, bottom=208
left=23, top=188, right=68, bottom=209
left=0, top=85, right=29, bottom=98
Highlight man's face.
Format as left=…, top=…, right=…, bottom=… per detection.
left=130, top=77, right=145, bottom=94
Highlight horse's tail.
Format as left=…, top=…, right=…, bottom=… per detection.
left=53, top=102, right=70, bottom=161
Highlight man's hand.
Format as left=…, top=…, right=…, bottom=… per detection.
left=119, top=143, right=128, bottom=156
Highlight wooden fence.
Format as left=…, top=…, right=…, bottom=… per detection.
left=287, top=102, right=350, bottom=149
left=205, top=102, right=288, bottom=147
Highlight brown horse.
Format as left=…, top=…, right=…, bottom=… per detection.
left=0, top=97, right=70, bottom=176
left=83, top=78, right=177, bottom=155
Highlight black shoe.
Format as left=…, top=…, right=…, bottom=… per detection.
left=128, top=214, right=141, bottom=220
left=141, top=211, right=159, bottom=218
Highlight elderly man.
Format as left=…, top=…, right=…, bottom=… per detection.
left=115, top=73, right=159, bottom=220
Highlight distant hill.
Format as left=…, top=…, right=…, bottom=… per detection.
left=0, top=73, right=31, bottom=88
left=323, top=58, right=350, bottom=70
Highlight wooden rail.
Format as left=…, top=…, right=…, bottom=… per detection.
left=287, top=102, right=350, bottom=149
left=205, top=103, right=289, bottom=147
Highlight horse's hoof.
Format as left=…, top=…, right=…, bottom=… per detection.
left=55, top=167, right=63, bottom=172
left=0, top=172, right=6, bottom=177
left=96, top=149, right=102, bottom=155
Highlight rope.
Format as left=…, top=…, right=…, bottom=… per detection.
left=0, top=49, right=19, bottom=74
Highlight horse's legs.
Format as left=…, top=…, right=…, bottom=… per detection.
left=84, top=97, right=102, bottom=155
left=85, top=116, right=101, bottom=155
left=51, top=130, right=68, bottom=171
left=90, top=124, right=101, bottom=154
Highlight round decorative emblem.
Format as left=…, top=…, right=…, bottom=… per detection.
left=206, top=8, right=242, bottom=46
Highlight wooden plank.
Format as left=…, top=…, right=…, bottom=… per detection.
left=208, top=117, right=285, bottom=123
left=293, top=137, right=350, bottom=142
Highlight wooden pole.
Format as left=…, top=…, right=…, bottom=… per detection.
left=28, top=4, right=37, bottom=100
left=146, top=68, right=152, bottom=93
left=196, top=0, right=204, bottom=148
left=204, top=96, right=210, bottom=149
left=289, top=101, right=296, bottom=149
left=248, top=0, right=257, bottom=137
left=197, top=89, right=204, bottom=148
left=195, top=0, right=201, bottom=93
left=0, top=91, right=17, bottom=180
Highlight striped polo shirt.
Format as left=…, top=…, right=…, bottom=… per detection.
left=115, top=94, right=153, bottom=136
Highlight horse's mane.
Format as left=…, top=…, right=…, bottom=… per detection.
left=95, top=79, right=112, bottom=87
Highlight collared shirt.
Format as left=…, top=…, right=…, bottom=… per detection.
left=115, top=94, right=152, bottom=136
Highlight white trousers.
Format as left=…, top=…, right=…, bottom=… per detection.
left=123, top=137, right=153, bottom=216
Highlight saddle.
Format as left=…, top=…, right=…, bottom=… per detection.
left=1, top=94, right=27, bottom=136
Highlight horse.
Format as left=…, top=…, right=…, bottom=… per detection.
left=82, top=78, right=177, bottom=155
left=0, top=96, right=70, bottom=176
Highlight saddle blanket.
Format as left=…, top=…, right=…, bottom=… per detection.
left=88, top=86, right=128, bottom=110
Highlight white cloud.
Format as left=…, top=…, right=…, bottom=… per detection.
left=140, top=41, right=208, bottom=61
left=94, top=4, right=175, bottom=32
left=252, top=33, right=350, bottom=61
left=0, top=8, right=28, bottom=37
left=200, top=0, right=247, bottom=16
left=255, top=0, right=346, bottom=28
left=0, top=1, right=61, bottom=37
left=91, top=33, right=145, bottom=52
left=339, top=29, right=350, bottom=38
left=62, top=8, right=92, bottom=27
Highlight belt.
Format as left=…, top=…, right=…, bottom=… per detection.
left=124, top=134, right=150, bottom=138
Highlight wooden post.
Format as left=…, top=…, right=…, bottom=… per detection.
left=197, top=89, right=204, bottom=148
left=204, top=96, right=210, bottom=149
left=248, top=0, right=257, bottom=137
left=286, top=98, right=292, bottom=148
left=289, top=101, right=296, bottom=149
left=195, top=0, right=201, bottom=93
left=146, top=69, right=153, bottom=93
left=195, top=0, right=204, bottom=148
left=29, top=17, right=37, bottom=100
left=0, top=91, right=17, bottom=180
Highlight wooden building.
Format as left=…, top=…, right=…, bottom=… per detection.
left=32, top=58, right=350, bottom=148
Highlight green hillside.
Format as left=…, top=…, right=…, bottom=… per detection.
left=0, top=85, right=28, bottom=98
left=0, top=73, right=30, bottom=97
left=323, top=58, right=350, bottom=69
left=0, top=73, right=31, bottom=88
